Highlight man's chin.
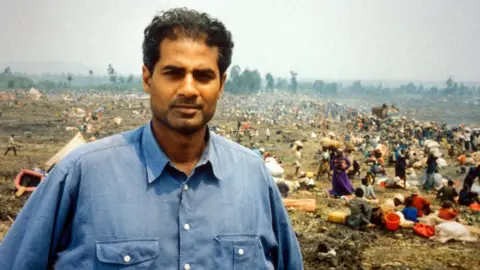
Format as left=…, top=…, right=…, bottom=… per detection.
left=166, top=119, right=206, bottom=135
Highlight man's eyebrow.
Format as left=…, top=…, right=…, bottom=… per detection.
left=161, top=65, right=185, bottom=72
left=193, top=68, right=216, bottom=76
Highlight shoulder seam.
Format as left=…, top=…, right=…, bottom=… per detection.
left=62, top=135, right=141, bottom=172
left=211, top=133, right=260, bottom=160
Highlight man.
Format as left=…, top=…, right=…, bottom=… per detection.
left=463, top=163, right=480, bottom=192
left=424, top=153, right=437, bottom=192
left=0, top=8, right=303, bottom=269
left=3, top=134, right=17, bottom=156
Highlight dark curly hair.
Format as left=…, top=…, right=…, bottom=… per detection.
left=142, top=8, right=234, bottom=77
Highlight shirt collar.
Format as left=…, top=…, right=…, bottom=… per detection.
left=142, top=122, right=223, bottom=184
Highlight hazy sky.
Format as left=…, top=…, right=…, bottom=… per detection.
left=1, top=0, right=479, bottom=81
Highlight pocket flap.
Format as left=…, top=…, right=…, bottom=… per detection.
left=96, top=239, right=159, bottom=265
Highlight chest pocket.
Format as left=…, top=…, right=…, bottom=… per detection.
left=214, top=235, right=271, bottom=270
left=96, top=239, right=159, bottom=269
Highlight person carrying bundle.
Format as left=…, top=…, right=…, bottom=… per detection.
left=293, top=141, right=303, bottom=176
left=329, top=149, right=355, bottom=197
left=316, top=148, right=331, bottom=180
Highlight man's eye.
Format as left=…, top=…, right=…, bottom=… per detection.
left=164, top=70, right=184, bottom=78
left=194, top=73, right=214, bottom=83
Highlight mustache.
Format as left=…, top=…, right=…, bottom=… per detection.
left=169, top=99, right=203, bottom=109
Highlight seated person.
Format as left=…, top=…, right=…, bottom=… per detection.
left=361, top=177, right=377, bottom=200
left=437, top=180, right=458, bottom=202
left=347, top=160, right=361, bottom=178
left=409, top=187, right=431, bottom=217
left=402, top=197, right=419, bottom=223
left=458, top=187, right=480, bottom=206
left=393, top=193, right=405, bottom=208
left=370, top=193, right=404, bottom=226
left=438, top=200, right=459, bottom=221
left=346, top=188, right=374, bottom=230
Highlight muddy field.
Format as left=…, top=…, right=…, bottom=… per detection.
left=1, top=97, right=480, bottom=270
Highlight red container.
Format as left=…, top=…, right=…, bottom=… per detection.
left=385, top=212, right=400, bottom=231
left=14, top=169, right=45, bottom=192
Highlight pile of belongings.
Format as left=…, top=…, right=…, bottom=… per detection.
left=299, top=171, right=315, bottom=189
left=423, top=139, right=442, bottom=158
left=265, top=157, right=284, bottom=177
left=418, top=214, right=478, bottom=243
left=320, top=137, right=343, bottom=150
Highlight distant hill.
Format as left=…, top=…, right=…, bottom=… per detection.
left=0, top=74, right=34, bottom=89
left=0, top=61, right=94, bottom=75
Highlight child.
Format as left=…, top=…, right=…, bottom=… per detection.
left=346, top=188, right=374, bottom=230
left=402, top=197, right=419, bottom=223
left=436, top=180, right=458, bottom=202
left=438, top=200, right=459, bottom=221
left=361, top=177, right=377, bottom=200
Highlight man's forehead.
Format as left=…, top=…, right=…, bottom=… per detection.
left=158, top=38, right=219, bottom=70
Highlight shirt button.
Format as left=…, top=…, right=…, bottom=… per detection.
left=238, top=248, right=244, bottom=255
left=123, top=255, right=131, bottom=262
left=184, top=184, right=189, bottom=191
left=184, top=263, right=191, bottom=270
left=184, top=223, right=190, bottom=230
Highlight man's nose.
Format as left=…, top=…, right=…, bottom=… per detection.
left=178, top=73, right=198, bottom=97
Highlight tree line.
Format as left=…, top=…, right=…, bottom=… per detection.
left=1, top=65, right=479, bottom=96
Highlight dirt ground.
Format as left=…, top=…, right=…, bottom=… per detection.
left=1, top=97, right=480, bottom=270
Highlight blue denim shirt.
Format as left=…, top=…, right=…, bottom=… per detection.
left=0, top=123, right=303, bottom=270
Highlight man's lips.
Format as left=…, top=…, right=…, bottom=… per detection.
left=172, top=105, right=201, bottom=114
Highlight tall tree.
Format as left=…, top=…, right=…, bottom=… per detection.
left=3, top=66, right=11, bottom=75
left=230, top=65, right=241, bottom=81
left=289, top=71, right=298, bottom=93
left=107, top=64, right=117, bottom=84
left=67, top=74, right=73, bottom=85
left=313, top=80, right=325, bottom=93
left=127, top=74, right=134, bottom=83
left=446, top=76, right=454, bottom=89
left=265, top=73, right=274, bottom=92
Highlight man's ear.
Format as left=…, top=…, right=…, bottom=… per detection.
left=218, top=73, right=227, bottom=99
left=142, top=65, right=152, bottom=94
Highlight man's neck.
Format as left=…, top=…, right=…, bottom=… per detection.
left=151, top=120, right=207, bottom=176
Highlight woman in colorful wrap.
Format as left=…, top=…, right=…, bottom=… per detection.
left=329, top=149, right=355, bottom=196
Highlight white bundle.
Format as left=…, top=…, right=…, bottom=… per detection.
left=113, top=117, right=122, bottom=125
left=436, top=158, right=448, bottom=168
left=430, top=222, right=477, bottom=243
left=265, top=158, right=284, bottom=177
left=284, top=180, right=300, bottom=192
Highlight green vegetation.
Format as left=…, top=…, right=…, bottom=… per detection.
left=0, top=74, right=35, bottom=89
left=1, top=64, right=478, bottom=96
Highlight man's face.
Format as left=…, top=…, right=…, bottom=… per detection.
left=142, top=37, right=226, bottom=135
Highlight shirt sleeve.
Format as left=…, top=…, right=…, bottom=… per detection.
left=267, top=170, right=304, bottom=269
left=0, top=164, right=77, bottom=270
